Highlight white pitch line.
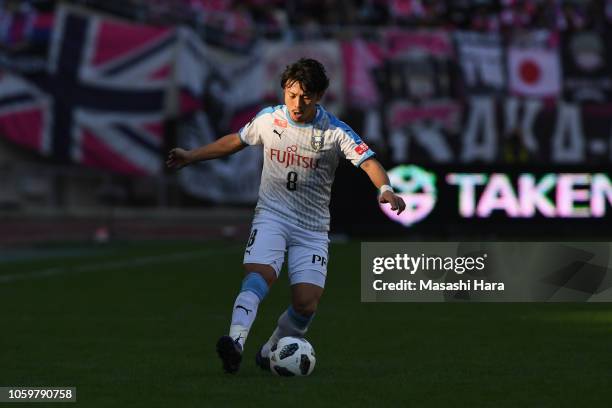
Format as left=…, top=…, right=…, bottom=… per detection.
left=0, top=247, right=240, bottom=284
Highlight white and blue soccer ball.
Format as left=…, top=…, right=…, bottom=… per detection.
left=269, top=336, right=316, bottom=377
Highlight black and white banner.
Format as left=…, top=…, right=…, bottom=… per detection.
left=455, top=31, right=505, bottom=94
left=561, top=30, right=612, bottom=103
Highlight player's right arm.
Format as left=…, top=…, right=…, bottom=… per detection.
left=166, top=133, right=245, bottom=169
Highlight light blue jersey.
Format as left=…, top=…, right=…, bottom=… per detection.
left=239, top=104, right=375, bottom=231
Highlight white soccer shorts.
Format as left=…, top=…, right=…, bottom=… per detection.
left=243, top=210, right=329, bottom=288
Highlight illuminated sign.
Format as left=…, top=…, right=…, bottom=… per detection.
left=447, top=173, right=612, bottom=218
left=382, top=166, right=612, bottom=226
left=382, top=165, right=437, bottom=226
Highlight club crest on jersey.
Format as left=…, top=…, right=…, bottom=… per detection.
left=311, top=131, right=325, bottom=152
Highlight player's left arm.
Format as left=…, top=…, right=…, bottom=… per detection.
left=360, top=158, right=406, bottom=215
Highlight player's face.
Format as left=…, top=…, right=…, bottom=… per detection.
left=284, top=80, right=321, bottom=123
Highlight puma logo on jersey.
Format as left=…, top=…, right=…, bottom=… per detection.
left=273, top=129, right=284, bottom=139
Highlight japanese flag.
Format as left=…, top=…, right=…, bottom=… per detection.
left=508, top=47, right=561, bottom=98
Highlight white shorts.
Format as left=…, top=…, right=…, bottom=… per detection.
left=243, top=210, right=329, bottom=288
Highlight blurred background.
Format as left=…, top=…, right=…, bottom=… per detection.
left=1, top=0, right=612, bottom=245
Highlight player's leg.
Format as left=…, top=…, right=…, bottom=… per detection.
left=227, top=263, right=276, bottom=347
left=256, top=230, right=328, bottom=370
left=217, top=263, right=276, bottom=374
left=217, top=216, right=286, bottom=374
left=275, top=282, right=324, bottom=339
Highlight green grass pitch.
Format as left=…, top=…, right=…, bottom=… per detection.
left=1, top=240, right=612, bottom=407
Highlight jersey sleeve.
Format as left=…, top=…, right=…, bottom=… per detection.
left=239, top=107, right=272, bottom=146
left=336, top=120, right=376, bottom=167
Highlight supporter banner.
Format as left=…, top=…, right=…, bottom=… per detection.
left=561, top=30, right=612, bottom=103
left=340, top=38, right=383, bottom=109
left=376, top=29, right=458, bottom=131
left=198, top=10, right=257, bottom=54
left=507, top=31, right=561, bottom=99
left=345, top=96, right=612, bottom=166
left=340, top=30, right=607, bottom=167
left=454, top=31, right=505, bottom=95
left=175, top=30, right=265, bottom=203
left=177, top=112, right=262, bottom=204
left=0, top=6, right=175, bottom=175
left=175, top=29, right=266, bottom=115
left=175, top=27, right=210, bottom=116
left=357, top=30, right=461, bottom=164
left=0, top=8, right=53, bottom=73
left=6, top=17, right=612, bottom=180
left=0, top=70, right=52, bottom=153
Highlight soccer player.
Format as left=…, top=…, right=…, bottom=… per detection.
left=166, top=58, right=406, bottom=374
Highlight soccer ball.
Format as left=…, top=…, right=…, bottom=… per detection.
left=269, top=336, right=316, bottom=376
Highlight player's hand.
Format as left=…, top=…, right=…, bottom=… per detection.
left=379, top=191, right=406, bottom=215
left=166, top=148, right=192, bottom=169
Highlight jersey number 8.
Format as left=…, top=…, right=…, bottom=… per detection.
left=287, top=171, right=298, bottom=191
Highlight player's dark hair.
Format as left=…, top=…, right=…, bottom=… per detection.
left=280, top=58, right=329, bottom=96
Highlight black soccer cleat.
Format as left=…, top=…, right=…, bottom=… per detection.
left=216, top=335, right=243, bottom=374
left=255, top=344, right=271, bottom=371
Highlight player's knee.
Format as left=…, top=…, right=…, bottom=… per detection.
left=291, top=296, right=320, bottom=317
left=291, top=282, right=323, bottom=316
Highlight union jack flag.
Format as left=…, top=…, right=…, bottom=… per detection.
left=0, top=6, right=176, bottom=175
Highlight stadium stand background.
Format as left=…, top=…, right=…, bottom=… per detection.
left=1, top=0, right=612, bottom=244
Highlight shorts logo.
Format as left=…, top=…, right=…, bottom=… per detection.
left=312, top=254, right=327, bottom=267
left=274, top=118, right=288, bottom=128
left=355, top=142, right=369, bottom=155
left=311, top=130, right=324, bottom=152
